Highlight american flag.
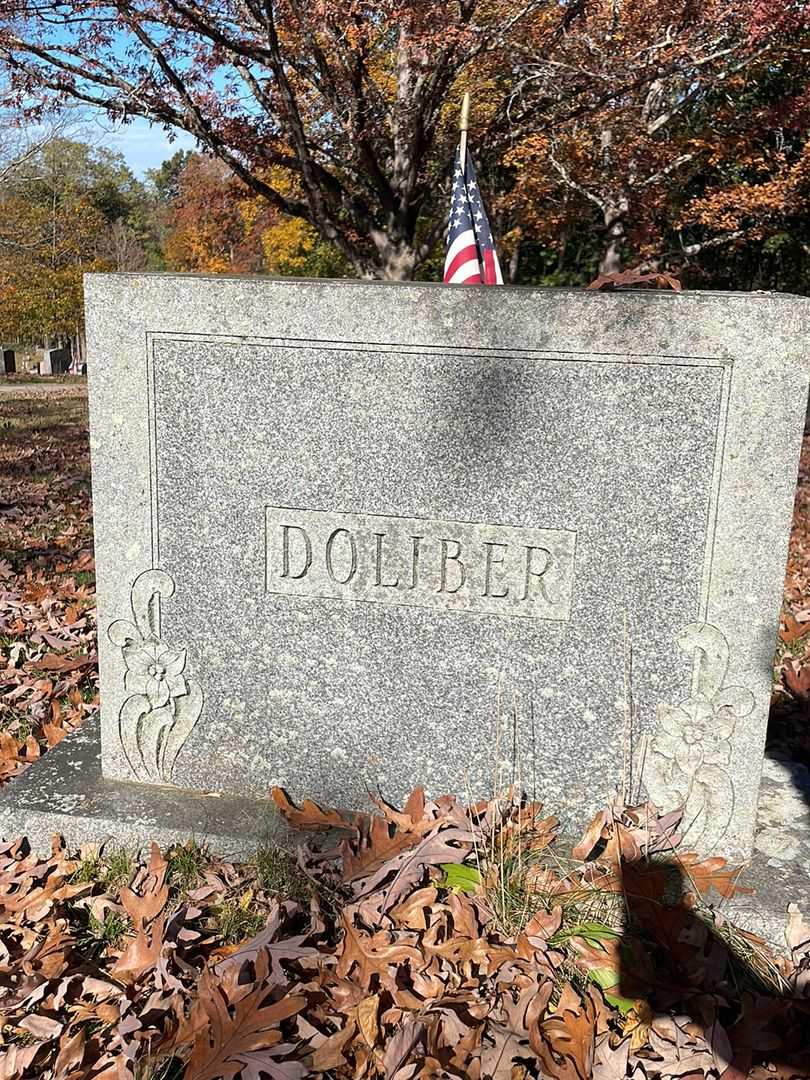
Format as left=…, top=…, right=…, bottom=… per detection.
left=443, top=145, right=503, bottom=285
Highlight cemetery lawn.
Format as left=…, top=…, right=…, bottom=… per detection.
left=2, top=388, right=810, bottom=1078
left=0, top=388, right=97, bottom=782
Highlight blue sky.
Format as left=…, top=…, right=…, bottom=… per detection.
left=38, top=22, right=202, bottom=177
left=105, top=117, right=198, bottom=177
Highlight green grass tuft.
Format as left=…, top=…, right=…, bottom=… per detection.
left=70, top=853, right=103, bottom=885
left=254, top=845, right=311, bottom=903
left=165, top=840, right=208, bottom=896
left=76, top=910, right=130, bottom=959
left=212, top=892, right=266, bottom=945
left=103, top=849, right=135, bottom=888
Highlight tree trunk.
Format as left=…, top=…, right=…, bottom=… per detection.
left=376, top=236, right=418, bottom=281
left=600, top=195, right=629, bottom=276
left=509, top=238, right=522, bottom=284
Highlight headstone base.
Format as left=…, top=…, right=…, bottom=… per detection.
left=727, top=753, right=810, bottom=954
left=725, top=860, right=805, bottom=957
left=0, top=720, right=803, bottom=957
left=0, top=718, right=293, bottom=858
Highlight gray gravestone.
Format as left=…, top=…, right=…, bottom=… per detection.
left=3, top=276, right=808, bottom=865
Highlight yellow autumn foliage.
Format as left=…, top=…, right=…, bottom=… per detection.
left=262, top=216, right=317, bottom=274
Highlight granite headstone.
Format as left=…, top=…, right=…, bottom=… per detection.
left=7, top=276, right=809, bottom=861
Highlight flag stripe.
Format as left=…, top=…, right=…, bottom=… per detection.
left=445, top=230, right=476, bottom=266
left=448, top=261, right=482, bottom=284
left=445, top=243, right=479, bottom=283
left=483, top=248, right=502, bottom=285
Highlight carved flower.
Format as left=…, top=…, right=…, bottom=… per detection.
left=652, top=684, right=753, bottom=776
left=122, top=637, right=187, bottom=709
left=653, top=695, right=732, bottom=776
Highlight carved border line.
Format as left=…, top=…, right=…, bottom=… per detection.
left=132, top=333, right=735, bottom=789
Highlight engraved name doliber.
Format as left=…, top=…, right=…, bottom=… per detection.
left=265, top=507, right=576, bottom=620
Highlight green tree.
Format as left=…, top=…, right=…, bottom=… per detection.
left=0, top=137, right=158, bottom=356
left=146, top=148, right=193, bottom=205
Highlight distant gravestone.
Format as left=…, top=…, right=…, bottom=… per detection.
left=6, top=276, right=809, bottom=861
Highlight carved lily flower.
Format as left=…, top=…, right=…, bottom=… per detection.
left=653, top=694, right=735, bottom=776
left=122, top=637, right=187, bottom=709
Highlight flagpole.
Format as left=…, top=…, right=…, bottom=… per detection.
left=459, top=92, right=471, bottom=171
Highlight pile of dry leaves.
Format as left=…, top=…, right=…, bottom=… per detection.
left=0, top=391, right=98, bottom=783
left=2, top=787, right=809, bottom=1079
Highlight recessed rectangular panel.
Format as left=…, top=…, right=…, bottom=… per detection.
left=147, top=340, right=724, bottom=815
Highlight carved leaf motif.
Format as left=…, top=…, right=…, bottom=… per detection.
left=161, top=681, right=204, bottom=780
left=677, top=622, right=729, bottom=699
left=131, top=568, right=175, bottom=639
left=647, top=623, right=754, bottom=850
left=110, top=570, right=202, bottom=785
left=119, top=696, right=150, bottom=780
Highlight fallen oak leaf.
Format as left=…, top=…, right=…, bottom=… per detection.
left=622, top=1000, right=655, bottom=1053
left=479, top=1021, right=529, bottom=1080
left=382, top=1015, right=426, bottom=1080
left=212, top=904, right=319, bottom=977
left=42, top=722, right=67, bottom=747
left=571, top=809, right=611, bottom=861
left=184, top=970, right=306, bottom=1080
left=587, top=268, right=682, bottom=291
left=593, top=1030, right=631, bottom=1080
left=271, top=787, right=358, bottom=833
left=119, top=841, right=169, bottom=926
left=18, top=1013, right=63, bottom=1041
left=779, top=611, right=810, bottom=645
left=782, top=658, right=810, bottom=700
left=0, top=1042, right=43, bottom=1079
left=524, top=906, right=563, bottom=942
left=52, top=1026, right=86, bottom=1080
left=311, top=1021, right=357, bottom=1070
left=221, top=1044, right=307, bottom=1080
left=110, top=914, right=165, bottom=984
left=368, top=786, right=428, bottom=828
left=357, top=992, right=380, bottom=1049
left=532, top=983, right=597, bottom=1080
left=336, top=911, right=424, bottom=988
left=524, top=812, right=559, bottom=853
left=706, top=1017, right=734, bottom=1074
left=342, top=814, right=424, bottom=882
left=676, top=853, right=753, bottom=899
left=388, top=886, right=440, bottom=930
left=369, top=826, right=475, bottom=911
left=786, top=901, right=810, bottom=957
left=32, top=652, right=93, bottom=672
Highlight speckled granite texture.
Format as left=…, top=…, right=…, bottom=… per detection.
left=0, top=716, right=292, bottom=858
left=78, top=276, right=809, bottom=860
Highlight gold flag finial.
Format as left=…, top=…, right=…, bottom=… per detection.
left=459, top=92, right=471, bottom=169
left=459, top=91, right=471, bottom=133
